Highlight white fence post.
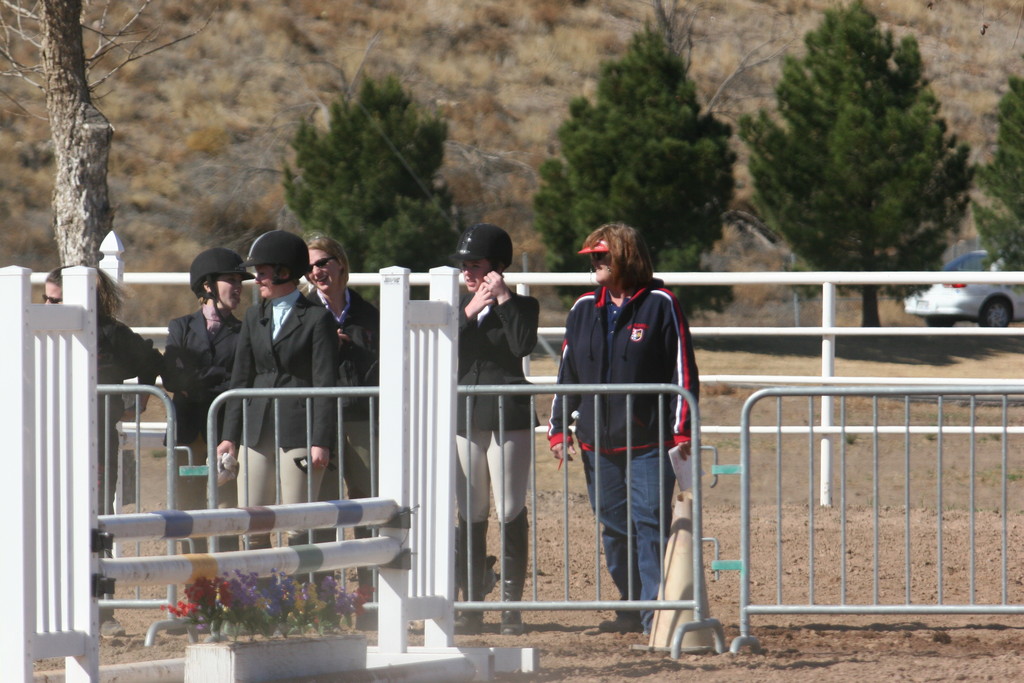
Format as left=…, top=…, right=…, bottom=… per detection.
left=62, top=267, right=101, bottom=683
left=423, top=266, right=459, bottom=648
left=3, top=266, right=99, bottom=682
left=98, top=231, right=125, bottom=284
left=376, top=266, right=461, bottom=656
left=377, top=267, right=414, bottom=655
left=1, top=267, right=38, bottom=683
left=820, top=282, right=836, bottom=506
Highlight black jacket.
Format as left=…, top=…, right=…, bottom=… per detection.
left=97, top=316, right=162, bottom=386
left=457, top=291, right=539, bottom=432
left=306, top=288, right=380, bottom=394
left=163, top=309, right=242, bottom=444
left=548, top=279, right=699, bottom=454
left=222, top=294, right=339, bottom=449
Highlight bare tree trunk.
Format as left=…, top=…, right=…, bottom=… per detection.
left=40, top=0, right=113, bottom=267
left=861, top=284, right=880, bottom=327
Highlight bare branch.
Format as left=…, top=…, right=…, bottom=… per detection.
left=292, top=34, right=382, bottom=125
left=349, top=31, right=381, bottom=100
left=722, top=209, right=784, bottom=247
left=0, top=0, right=44, bottom=66
left=0, top=83, right=44, bottom=117
left=84, top=0, right=151, bottom=62
left=1, top=0, right=39, bottom=21
left=88, top=26, right=204, bottom=90
left=650, top=0, right=702, bottom=71
left=706, top=38, right=790, bottom=114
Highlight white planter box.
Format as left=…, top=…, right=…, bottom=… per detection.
left=185, top=634, right=367, bottom=683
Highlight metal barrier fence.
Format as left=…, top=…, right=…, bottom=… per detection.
left=95, top=385, right=383, bottom=638
left=96, top=385, right=177, bottom=618
left=727, top=385, right=1024, bottom=654
left=456, top=383, right=724, bottom=652
left=95, top=380, right=725, bottom=654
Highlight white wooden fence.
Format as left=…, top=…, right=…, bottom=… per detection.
left=6, top=261, right=531, bottom=682
left=3, top=266, right=99, bottom=683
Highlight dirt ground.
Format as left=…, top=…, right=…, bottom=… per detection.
left=37, top=335, right=1024, bottom=681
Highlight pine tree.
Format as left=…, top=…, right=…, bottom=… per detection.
left=284, top=76, right=456, bottom=273
left=975, top=76, right=1024, bottom=270
left=533, top=27, right=734, bottom=307
left=740, top=1, right=971, bottom=326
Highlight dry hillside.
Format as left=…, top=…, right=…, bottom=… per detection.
left=1, top=0, right=1022, bottom=323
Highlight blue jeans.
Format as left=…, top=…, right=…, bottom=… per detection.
left=582, top=447, right=674, bottom=632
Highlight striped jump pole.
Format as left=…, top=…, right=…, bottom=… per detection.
left=99, top=498, right=400, bottom=543
left=101, top=537, right=402, bottom=587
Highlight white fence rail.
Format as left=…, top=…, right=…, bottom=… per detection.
left=34, top=232, right=1024, bottom=507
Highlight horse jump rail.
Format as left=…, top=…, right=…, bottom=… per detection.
left=101, top=537, right=403, bottom=586
left=99, top=498, right=400, bottom=543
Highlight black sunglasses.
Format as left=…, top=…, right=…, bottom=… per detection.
left=312, top=256, right=338, bottom=269
left=42, top=295, right=63, bottom=304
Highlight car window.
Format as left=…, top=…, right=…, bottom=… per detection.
left=943, top=252, right=986, bottom=272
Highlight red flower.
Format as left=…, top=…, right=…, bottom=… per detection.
left=354, top=584, right=374, bottom=616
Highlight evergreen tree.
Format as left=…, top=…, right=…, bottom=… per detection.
left=975, top=76, right=1024, bottom=270
left=740, top=2, right=971, bottom=326
left=533, top=27, right=734, bottom=308
left=284, top=76, right=456, bottom=273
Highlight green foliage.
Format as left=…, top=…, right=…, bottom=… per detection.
left=284, top=76, right=457, bottom=273
left=740, top=2, right=971, bottom=325
left=533, top=27, right=735, bottom=308
left=975, top=76, right=1024, bottom=270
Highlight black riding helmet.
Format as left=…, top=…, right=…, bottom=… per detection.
left=189, top=247, right=254, bottom=299
left=242, top=230, right=311, bottom=282
left=451, top=223, right=513, bottom=270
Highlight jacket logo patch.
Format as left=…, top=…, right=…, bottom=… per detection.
left=629, top=324, right=647, bottom=342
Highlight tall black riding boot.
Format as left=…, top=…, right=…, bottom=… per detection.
left=500, top=509, right=529, bottom=635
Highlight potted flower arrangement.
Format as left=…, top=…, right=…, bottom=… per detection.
left=167, top=570, right=372, bottom=683
left=166, top=569, right=369, bottom=640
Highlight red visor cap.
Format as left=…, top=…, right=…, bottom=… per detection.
left=578, top=240, right=610, bottom=254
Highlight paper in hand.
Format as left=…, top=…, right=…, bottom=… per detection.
left=669, top=445, right=692, bottom=491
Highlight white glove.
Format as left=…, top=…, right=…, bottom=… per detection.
left=216, top=453, right=238, bottom=486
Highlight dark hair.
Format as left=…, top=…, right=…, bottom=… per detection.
left=580, top=223, right=653, bottom=291
left=46, top=265, right=123, bottom=319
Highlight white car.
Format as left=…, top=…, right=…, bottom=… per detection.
left=903, top=250, right=1024, bottom=327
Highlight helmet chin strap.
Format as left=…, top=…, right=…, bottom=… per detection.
left=202, top=279, right=229, bottom=322
left=270, top=265, right=292, bottom=286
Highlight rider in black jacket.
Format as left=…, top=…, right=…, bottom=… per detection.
left=452, top=223, right=539, bottom=635
left=163, top=248, right=253, bottom=548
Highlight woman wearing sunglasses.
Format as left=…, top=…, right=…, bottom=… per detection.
left=304, top=235, right=380, bottom=625
left=548, top=222, right=700, bottom=637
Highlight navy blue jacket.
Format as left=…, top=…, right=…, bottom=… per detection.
left=548, top=279, right=699, bottom=454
